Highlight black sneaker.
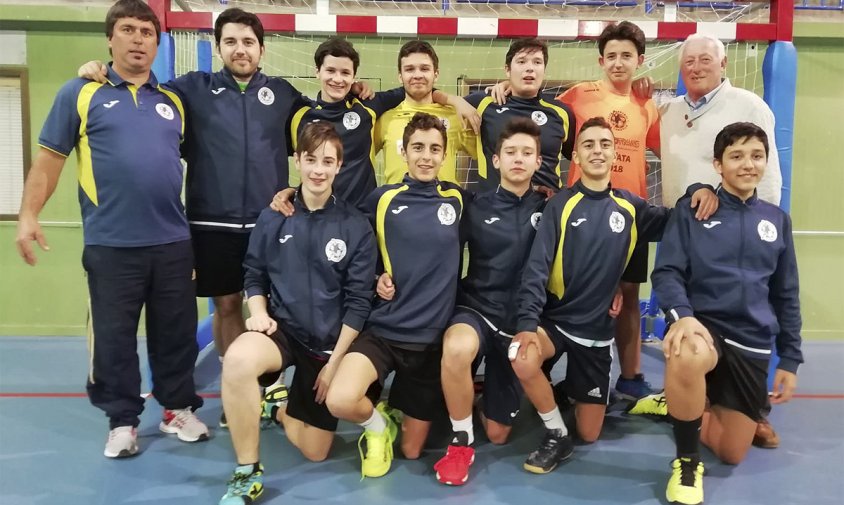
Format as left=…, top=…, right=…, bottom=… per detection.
left=523, top=428, right=573, bottom=474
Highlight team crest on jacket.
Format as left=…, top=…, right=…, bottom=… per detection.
left=155, top=103, right=174, bottom=120
left=438, top=203, right=457, bottom=226
left=258, top=87, right=275, bottom=105
left=343, top=111, right=361, bottom=130
left=531, top=111, right=548, bottom=126
left=530, top=212, right=542, bottom=230
left=609, top=211, right=625, bottom=233
left=325, top=238, right=347, bottom=262
left=757, top=220, right=777, bottom=242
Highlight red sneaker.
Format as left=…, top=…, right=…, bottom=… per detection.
left=434, top=444, right=475, bottom=486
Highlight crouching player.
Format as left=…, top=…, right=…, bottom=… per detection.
left=644, top=122, right=802, bottom=505
left=433, top=117, right=547, bottom=485
left=326, top=112, right=466, bottom=478
left=511, top=117, right=677, bottom=474
left=218, top=122, right=377, bottom=504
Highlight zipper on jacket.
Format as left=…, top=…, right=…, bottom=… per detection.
left=239, top=90, right=249, bottom=224
left=307, top=212, right=316, bottom=350
left=738, top=204, right=747, bottom=308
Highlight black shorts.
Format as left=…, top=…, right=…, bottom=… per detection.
left=705, top=329, right=769, bottom=422
left=621, top=242, right=649, bottom=284
left=450, top=308, right=523, bottom=426
left=348, top=330, right=444, bottom=422
left=257, top=329, right=339, bottom=432
left=191, top=228, right=250, bottom=297
left=543, top=320, right=613, bottom=405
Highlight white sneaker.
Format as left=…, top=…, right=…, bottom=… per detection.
left=160, top=408, right=210, bottom=442
left=104, top=426, right=139, bottom=458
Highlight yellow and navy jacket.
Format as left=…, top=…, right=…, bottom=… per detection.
left=167, top=68, right=308, bottom=231
left=243, top=194, right=377, bottom=353
left=362, top=176, right=466, bottom=344
left=458, top=187, right=546, bottom=336
left=375, top=101, right=477, bottom=185
left=38, top=67, right=189, bottom=247
left=290, top=88, right=406, bottom=207
left=516, top=180, right=670, bottom=341
left=653, top=187, right=803, bottom=373
left=466, top=92, right=575, bottom=192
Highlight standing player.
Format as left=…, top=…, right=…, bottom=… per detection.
left=376, top=40, right=478, bottom=185
left=511, top=118, right=678, bottom=474
left=218, top=123, right=376, bottom=505
left=326, top=113, right=466, bottom=478
left=433, top=118, right=546, bottom=486
left=648, top=123, right=801, bottom=505
left=557, top=21, right=662, bottom=400
left=467, top=38, right=575, bottom=193
left=289, top=37, right=479, bottom=208
left=16, top=0, right=208, bottom=458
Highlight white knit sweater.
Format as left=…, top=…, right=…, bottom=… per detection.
left=659, top=79, right=782, bottom=207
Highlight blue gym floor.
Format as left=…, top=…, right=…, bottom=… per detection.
left=0, top=337, right=841, bottom=505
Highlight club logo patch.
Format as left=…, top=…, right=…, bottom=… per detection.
left=530, top=212, right=542, bottom=230
left=155, top=103, right=174, bottom=120
left=609, top=211, right=625, bottom=233
left=609, top=110, right=628, bottom=131
left=258, top=87, right=275, bottom=105
left=438, top=203, right=457, bottom=226
left=325, top=238, right=347, bottom=263
left=531, top=111, right=548, bottom=126
left=757, top=220, right=777, bottom=242
left=343, top=111, right=361, bottom=130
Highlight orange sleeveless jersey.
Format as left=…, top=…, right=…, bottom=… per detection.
left=557, top=80, right=660, bottom=198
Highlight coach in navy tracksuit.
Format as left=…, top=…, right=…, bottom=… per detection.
left=326, top=113, right=466, bottom=479
left=218, top=122, right=376, bottom=504
left=646, top=122, right=802, bottom=505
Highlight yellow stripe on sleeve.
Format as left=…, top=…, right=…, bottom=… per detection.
left=290, top=106, right=311, bottom=151
left=475, top=96, right=494, bottom=180
left=158, top=87, right=186, bottom=137
left=75, top=82, right=104, bottom=206
left=547, top=192, right=584, bottom=299
left=610, top=193, right=638, bottom=268
left=354, top=99, right=379, bottom=171
left=375, top=185, right=410, bottom=276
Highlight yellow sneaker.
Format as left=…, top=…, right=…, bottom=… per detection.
left=628, top=392, right=668, bottom=416
left=358, top=410, right=398, bottom=478
left=375, top=401, right=401, bottom=436
left=666, top=457, right=704, bottom=505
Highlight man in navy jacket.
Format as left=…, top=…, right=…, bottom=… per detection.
left=648, top=122, right=802, bottom=505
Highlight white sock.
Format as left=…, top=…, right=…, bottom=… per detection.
left=450, top=415, right=474, bottom=445
left=359, top=408, right=387, bottom=434
left=538, top=406, right=568, bottom=435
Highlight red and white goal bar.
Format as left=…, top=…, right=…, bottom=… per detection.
left=150, top=0, right=794, bottom=42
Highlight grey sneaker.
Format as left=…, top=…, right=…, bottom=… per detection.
left=160, top=408, right=210, bottom=442
left=104, top=426, right=139, bottom=458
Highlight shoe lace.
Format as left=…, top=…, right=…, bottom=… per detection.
left=678, top=458, right=699, bottom=487
left=434, top=446, right=473, bottom=471
left=172, top=408, right=198, bottom=427
left=357, top=430, right=386, bottom=480
left=226, top=472, right=253, bottom=496
left=539, top=431, right=562, bottom=452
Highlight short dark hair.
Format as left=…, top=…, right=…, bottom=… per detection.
left=713, top=122, right=769, bottom=160
left=397, top=40, right=439, bottom=72
left=214, top=8, right=264, bottom=47
left=315, top=37, right=360, bottom=74
left=505, top=38, right=549, bottom=68
left=495, top=117, right=541, bottom=154
left=402, top=112, right=447, bottom=153
left=296, top=121, right=343, bottom=161
left=598, top=21, right=646, bottom=56
left=105, top=0, right=161, bottom=45
left=578, top=116, right=615, bottom=139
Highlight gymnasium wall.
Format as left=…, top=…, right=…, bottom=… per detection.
left=0, top=4, right=841, bottom=338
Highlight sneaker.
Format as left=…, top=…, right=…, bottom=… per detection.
left=358, top=409, right=398, bottom=478
left=160, top=408, right=210, bottom=442
left=219, top=463, right=264, bottom=505
left=627, top=392, right=668, bottom=416
left=666, top=457, right=704, bottom=505
left=220, top=412, right=228, bottom=429
left=263, top=382, right=289, bottom=404
left=523, top=428, right=573, bottom=474
left=752, top=418, right=780, bottom=449
left=376, top=400, right=403, bottom=426
left=434, top=431, right=475, bottom=485
left=615, top=373, right=655, bottom=400
left=104, top=426, right=139, bottom=458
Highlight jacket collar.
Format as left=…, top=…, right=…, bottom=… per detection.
left=105, top=63, right=158, bottom=88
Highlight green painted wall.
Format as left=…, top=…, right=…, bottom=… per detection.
left=0, top=7, right=841, bottom=339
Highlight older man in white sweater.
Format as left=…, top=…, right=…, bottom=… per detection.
left=657, top=33, right=782, bottom=449
left=660, top=34, right=782, bottom=207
